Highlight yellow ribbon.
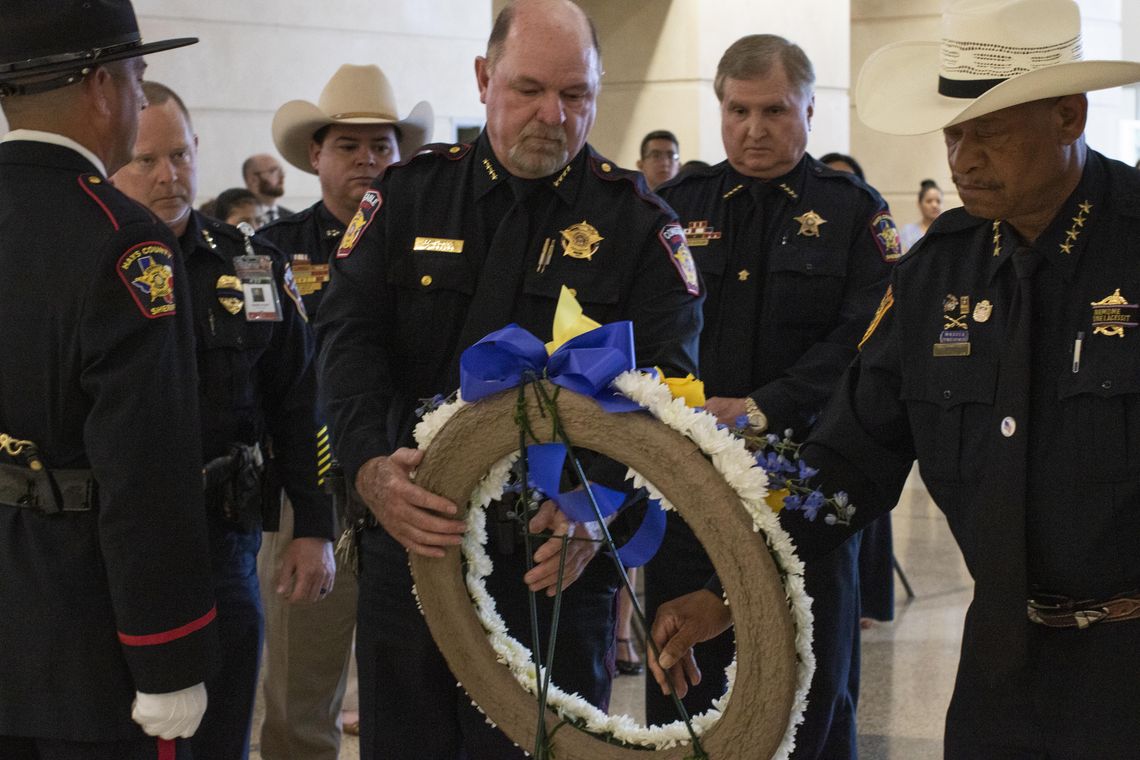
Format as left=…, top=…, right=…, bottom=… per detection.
left=544, top=286, right=707, bottom=407
left=546, top=286, right=601, bottom=355
left=765, top=488, right=788, bottom=513
left=661, top=373, right=706, bottom=407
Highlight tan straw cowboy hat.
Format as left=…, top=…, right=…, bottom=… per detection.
left=272, top=63, right=433, bottom=174
left=855, top=0, right=1140, bottom=135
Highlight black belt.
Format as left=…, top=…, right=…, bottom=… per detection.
left=1027, top=591, right=1140, bottom=629
left=0, top=462, right=96, bottom=513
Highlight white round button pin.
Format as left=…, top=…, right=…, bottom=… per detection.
left=1001, top=416, right=1017, bottom=437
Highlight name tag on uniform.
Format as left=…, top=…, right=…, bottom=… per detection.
left=933, top=343, right=970, bottom=357
left=413, top=237, right=464, bottom=253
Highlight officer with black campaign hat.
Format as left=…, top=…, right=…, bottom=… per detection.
left=0, top=2, right=218, bottom=758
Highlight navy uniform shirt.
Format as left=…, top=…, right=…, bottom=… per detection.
left=794, top=150, right=1140, bottom=601
left=0, top=140, right=218, bottom=740
left=318, top=132, right=704, bottom=480
left=657, top=155, right=898, bottom=434
left=260, top=200, right=345, bottom=318
left=179, top=210, right=335, bottom=540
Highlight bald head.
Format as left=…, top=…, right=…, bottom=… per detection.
left=486, top=0, right=601, bottom=74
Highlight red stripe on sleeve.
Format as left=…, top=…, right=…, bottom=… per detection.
left=77, top=175, right=120, bottom=230
left=157, top=738, right=176, bottom=760
left=118, top=606, right=217, bottom=647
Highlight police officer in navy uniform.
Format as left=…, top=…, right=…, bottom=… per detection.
left=650, top=2, right=1140, bottom=758
left=644, top=34, right=897, bottom=759
left=112, top=82, right=336, bottom=760
left=317, top=1, right=702, bottom=757
left=0, top=3, right=219, bottom=758
left=255, top=65, right=432, bottom=759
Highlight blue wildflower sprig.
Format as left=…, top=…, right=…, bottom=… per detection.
left=731, top=420, right=855, bottom=527
left=415, top=391, right=456, bottom=418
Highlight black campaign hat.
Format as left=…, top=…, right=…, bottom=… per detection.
left=0, top=0, right=197, bottom=96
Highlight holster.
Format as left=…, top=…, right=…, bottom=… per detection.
left=0, top=461, right=96, bottom=513
left=202, top=442, right=265, bottom=530
left=322, top=461, right=369, bottom=531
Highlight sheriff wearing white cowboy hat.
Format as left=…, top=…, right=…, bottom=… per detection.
left=651, top=2, right=1140, bottom=758
left=258, top=64, right=432, bottom=760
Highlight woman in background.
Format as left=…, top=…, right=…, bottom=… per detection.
left=899, top=179, right=942, bottom=252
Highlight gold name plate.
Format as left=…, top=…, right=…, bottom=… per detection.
left=413, top=237, right=464, bottom=253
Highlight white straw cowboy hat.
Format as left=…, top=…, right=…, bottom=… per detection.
left=272, top=64, right=434, bottom=174
left=856, top=0, right=1140, bottom=135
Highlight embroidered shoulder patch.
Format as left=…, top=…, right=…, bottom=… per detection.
left=658, top=223, right=700, bottom=296
left=859, top=285, right=894, bottom=350
left=282, top=263, right=308, bottom=322
left=870, top=211, right=902, bottom=262
left=118, top=241, right=177, bottom=318
left=336, top=189, right=382, bottom=258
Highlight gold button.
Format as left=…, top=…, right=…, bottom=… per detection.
left=87, top=176, right=102, bottom=184
left=567, top=288, right=577, bottom=297
left=449, top=146, right=461, bottom=154
left=601, top=162, right=612, bottom=173
left=421, top=275, right=433, bottom=286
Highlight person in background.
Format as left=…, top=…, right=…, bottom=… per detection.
left=257, top=62, right=432, bottom=758
left=214, top=187, right=261, bottom=228
left=820, top=150, right=898, bottom=629
left=820, top=151, right=866, bottom=181
left=899, top=178, right=943, bottom=252
left=112, top=81, right=336, bottom=760
left=243, top=153, right=293, bottom=226
left=636, top=129, right=681, bottom=190
left=648, top=34, right=898, bottom=759
left=0, top=2, right=218, bottom=757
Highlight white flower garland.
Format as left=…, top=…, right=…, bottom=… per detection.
left=412, top=373, right=814, bottom=757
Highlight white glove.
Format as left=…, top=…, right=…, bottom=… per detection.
left=131, top=682, right=208, bottom=739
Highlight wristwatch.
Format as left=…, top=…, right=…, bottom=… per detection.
left=742, top=397, right=768, bottom=433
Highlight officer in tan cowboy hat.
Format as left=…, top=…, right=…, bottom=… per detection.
left=257, top=65, right=431, bottom=760
left=649, top=2, right=1140, bottom=758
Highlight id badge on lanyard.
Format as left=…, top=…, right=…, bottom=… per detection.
left=232, top=223, right=283, bottom=322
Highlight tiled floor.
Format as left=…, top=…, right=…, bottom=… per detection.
left=251, top=467, right=969, bottom=759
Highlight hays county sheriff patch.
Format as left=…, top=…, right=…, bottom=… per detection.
left=870, top=211, right=902, bottom=262
left=658, top=223, right=700, bottom=296
left=118, top=241, right=177, bottom=318
left=336, top=189, right=382, bottom=258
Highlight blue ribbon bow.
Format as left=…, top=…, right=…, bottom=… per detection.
left=459, top=321, right=642, bottom=412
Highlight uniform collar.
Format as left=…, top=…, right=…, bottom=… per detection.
left=986, top=153, right=1105, bottom=284
left=316, top=201, right=347, bottom=235
left=180, top=210, right=228, bottom=262
left=1, top=129, right=107, bottom=177
left=723, top=153, right=809, bottom=205
left=472, top=129, right=587, bottom=206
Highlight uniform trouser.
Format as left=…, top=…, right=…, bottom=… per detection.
left=257, top=499, right=357, bottom=760
left=355, top=525, right=618, bottom=760
left=191, top=522, right=263, bottom=760
left=0, top=737, right=193, bottom=759
left=644, top=515, right=861, bottom=760
left=944, top=602, right=1140, bottom=759
left=858, top=514, right=895, bottom=621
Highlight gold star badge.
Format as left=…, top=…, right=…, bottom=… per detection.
left=560, top=221, right=605, bottom=260
left=738, top=269, right=750, bottom=281
left=793, top=210, right=827, bottom=237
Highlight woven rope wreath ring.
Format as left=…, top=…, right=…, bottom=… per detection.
left=410, top=382, right=800, bottom=759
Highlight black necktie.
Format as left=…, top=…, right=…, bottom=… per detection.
left=447, top=178, right=542, bottom=389
left=974, top=244, right=1039, bottom=681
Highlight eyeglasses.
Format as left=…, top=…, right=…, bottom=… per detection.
left=644, top=150, right=679, bottom=162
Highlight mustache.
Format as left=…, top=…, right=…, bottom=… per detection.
left=952, top=175, right=1000, bottom=190
left=518, top=122, right=567, bottom=146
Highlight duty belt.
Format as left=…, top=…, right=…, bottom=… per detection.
left=0, top=462, right=96, bottom=513
left=1027, top=591, right=1140, bottom=629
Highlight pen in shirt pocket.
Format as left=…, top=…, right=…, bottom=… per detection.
left=1071, top=331, right=1084, bottom=373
